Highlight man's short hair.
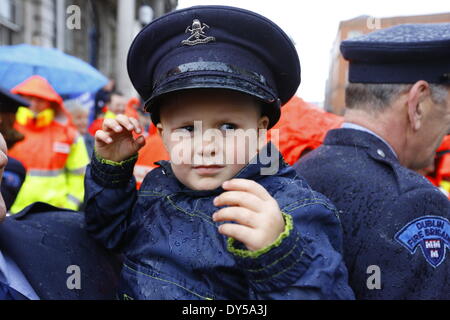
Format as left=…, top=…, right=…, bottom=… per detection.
left=345, top=83, right=450, bottom=112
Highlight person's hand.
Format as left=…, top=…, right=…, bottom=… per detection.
left=95, top=115, right=146, bottom=162
left=212, top=179, right=285, bottom=251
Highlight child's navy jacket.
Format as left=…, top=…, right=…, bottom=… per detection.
left=84, top=144, right=354, bottom=300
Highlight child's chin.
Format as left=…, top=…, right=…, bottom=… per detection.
left=188, top=178, right=224, bottom=191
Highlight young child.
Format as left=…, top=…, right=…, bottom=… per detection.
left=84, top=5, right=354, bottom=300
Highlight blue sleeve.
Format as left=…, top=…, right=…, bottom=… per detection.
left=228, top=200, right=355, bottom=300
left=83, top=153, right=138, bottom=252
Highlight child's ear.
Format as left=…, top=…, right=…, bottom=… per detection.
left=156, top=123, right=164, bottom=136
left=258, top=115, right=270, bottom=130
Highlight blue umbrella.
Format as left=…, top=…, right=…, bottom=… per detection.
left=0, top=44, right=108, bottom=95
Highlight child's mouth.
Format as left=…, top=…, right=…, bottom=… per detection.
left=192, top=165, right=225, bottom=175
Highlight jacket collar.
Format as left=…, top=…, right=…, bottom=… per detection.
left=155, top=142, right=286, bottom=197
left=324, top=128, right=399, bottom=164
left=16, top=106, right=54, bottom=128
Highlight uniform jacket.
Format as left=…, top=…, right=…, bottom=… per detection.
left=0, top=202, right=121, bottom=299
left=8, top=76, right=89, bottom=213
left=84, top=144, right=354, bottom=300
left=294, top=128, right=450, bottom=299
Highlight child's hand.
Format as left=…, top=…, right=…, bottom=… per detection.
left=95, top=115, right=146, bottom=162
left=212, top=179, right=285, bottom=251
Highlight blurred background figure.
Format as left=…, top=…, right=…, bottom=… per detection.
left=88, top=92, right=128, bottom=136
left=7, top=76, right=89, bottom=213
left=0, top=87, right=29, bottom=211
left=418, top=135, right=450, bottom=198
left=92, top=78, right=116, bottom=123
left=66, top=101, right=95, bottom=158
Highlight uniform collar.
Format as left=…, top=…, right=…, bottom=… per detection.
left=342, top=122, right=398, bottom=159
left=324, top=127, right=399, bottom=164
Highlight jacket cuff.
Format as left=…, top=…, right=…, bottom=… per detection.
left=90, top=151, right=138, bottom=188
left=227, top=213, right=310, bottom=292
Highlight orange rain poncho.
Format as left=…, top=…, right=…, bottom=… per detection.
left=268, top=96, right=343, bottom=165
left=426, top=135, right=450, bottom=196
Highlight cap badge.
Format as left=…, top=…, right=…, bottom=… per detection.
left=181, top=19, right=216, bottom=46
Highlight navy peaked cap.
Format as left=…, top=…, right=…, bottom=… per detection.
left=341, top=23, right=450, bottom=84
left=127, top=5, right=301, bottom=128
left=0, top=86, right=29, bottom=113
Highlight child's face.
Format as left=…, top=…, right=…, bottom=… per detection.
left=157, top=89, right=269, bottom=190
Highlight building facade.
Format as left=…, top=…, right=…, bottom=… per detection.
left=0, top=0, right=178, bottom=96
left=325, top=13, right=450, bottom=115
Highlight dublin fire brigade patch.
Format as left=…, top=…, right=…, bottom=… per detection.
left=395, top=216, right=450, bottom=268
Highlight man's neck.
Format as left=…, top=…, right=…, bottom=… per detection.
left=344, top=109, right=406, bottom=163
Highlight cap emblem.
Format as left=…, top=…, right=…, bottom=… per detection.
left=181, top=19, right=216, bottom=46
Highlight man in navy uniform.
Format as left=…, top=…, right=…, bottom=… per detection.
left=0, top=88, right=120, bottom=300
left=295, top=23, right=450, bottom=299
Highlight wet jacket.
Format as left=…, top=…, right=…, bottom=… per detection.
left=0, top=202, right=121, bottom=299
left=84, top=144, right=354, bottom=300
left=294, top=129, right=450, bottom=299
left=8, top=76, right=89, bottom=213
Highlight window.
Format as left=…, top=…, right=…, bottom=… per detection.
left=0, top=0, right=20, bottom=45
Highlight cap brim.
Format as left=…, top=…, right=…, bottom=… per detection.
left=0, top=87, right=30, bottom=113
left=145, top=75, right=281, bottom=128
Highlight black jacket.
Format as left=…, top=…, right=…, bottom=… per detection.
left=295, top=128, right=450, bottom=299
left=0, top=202, right=121, bottom=299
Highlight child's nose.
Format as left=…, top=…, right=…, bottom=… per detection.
left=194, top=131, right=224, bottom=159
left=196, top=139, right=218, bottom=158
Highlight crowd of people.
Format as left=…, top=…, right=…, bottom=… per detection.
left=0, top=5, right=449, bottom=300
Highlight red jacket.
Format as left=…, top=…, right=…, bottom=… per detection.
left=268, top=96, right=343, bottom=165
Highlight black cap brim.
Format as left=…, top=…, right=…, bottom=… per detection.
left=0, top=86, right=30, bottom=113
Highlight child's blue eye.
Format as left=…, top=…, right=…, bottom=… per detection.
left=220, top=123, right=237, bottom=131
left=178, top=125, right=194, bottom=132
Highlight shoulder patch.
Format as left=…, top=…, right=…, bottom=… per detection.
left=395, top=216, right=450, bottom=268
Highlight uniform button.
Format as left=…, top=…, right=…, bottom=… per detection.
left=377, top=149, right=385, bottom=158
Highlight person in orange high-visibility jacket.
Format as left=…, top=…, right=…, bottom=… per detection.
left=8, top=76, right=89, bottom=213
left=421, top=135, right=450, bottom=198
left=134, top=123, right=170, bottom=189
left=88, top=93, right=131, bottom=137
left=267, top=96, right=343, bottom=165
left=437, top=137, right=450, bottom=195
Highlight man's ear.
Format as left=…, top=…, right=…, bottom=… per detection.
left=407, top=81, right=431, bottom=131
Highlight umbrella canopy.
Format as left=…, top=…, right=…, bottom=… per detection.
left=0, top=44, right=108, bottom=95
